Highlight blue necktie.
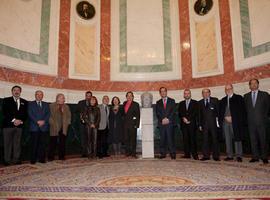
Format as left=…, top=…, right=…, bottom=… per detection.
left=186, top=100, right=189, bottom=110
left=252, top=92, right=256, bottom=107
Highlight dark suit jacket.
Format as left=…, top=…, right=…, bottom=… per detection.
left=28, top=101, right=50, bottom=132
left=219, top=94, right=246, bottom=141
left=198, top=97, right=219, bottom=128
left=244, top=90, right=270, bottom=126
left=178, top=99, right=198, bottom=127
left=2, top=96, right=28, bottom=128
left=77, top=99, right=89, bottom=114
left=156, top=97, right=176, bottom=127
left=123, top=101, right=140, bottom=129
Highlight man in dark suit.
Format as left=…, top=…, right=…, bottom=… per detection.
left=123, top=91, right=140, bottom=158
left=244, top=79, right=270, bottom=164
left=2, top=85, right=28, bottom=165
left=219, top=84, right=246, bottom=162
left=178, top=89, right=199, bottom=160
left=198, top=88, right=220, bottom=161
left=28, top=90, right=50, bottom=164
left=77, top=91, right=92, bottom=157
left=156, top=87, right=176, bottom=159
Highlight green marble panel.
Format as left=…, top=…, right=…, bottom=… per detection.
left=0, top=0, right=50, bottom=64
left=240, top=0, right=270, bottom=58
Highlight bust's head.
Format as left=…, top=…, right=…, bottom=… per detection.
left=141, top=92, right=153, bottom=108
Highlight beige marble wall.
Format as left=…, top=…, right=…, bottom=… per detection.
left=195, top=18, right=218, bottom=73
left=74, top=24, right=96, bottom=75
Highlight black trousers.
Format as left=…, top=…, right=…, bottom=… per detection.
left=97, top=128, right=109, bottom=157
left=48, top=131, right=66, bottom=160
left=79, top=123, right=88, bottom=156
left=124, top=126, right=137, bottom=156
left=181, top=123, right=198, bottom=158
left=85, top=126, right=97, bottom=157
left=202, top=124, right=219, bottom=159
left=159, top=125, right=175, bottom=156
left=30, top=131, right=47, bottom=163
left=3, top=127, right=22, bottom=164
left=248, top=123, right=268, bottom=160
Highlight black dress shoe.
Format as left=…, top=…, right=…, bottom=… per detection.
left=159, top=155, right=166, bottom=159
left=249, top=158, right=259, bottom=163
left=262, top=159, right=269, bottom=164
left=236, top=157, right=242, bottom=162
left=224, top=157, right=234, bottom=161
left=15, top=161, right=22, bottom=165
left=181, top=155, right=191, bottom=159
left=30, top=161, right=36, bottom=164
left=3, top=162, right=10, bottom=166
left=200, top=157, right=210, bottom=161
left=213, top=158, right=220, bottom=161
left=81, top=154, right=87, bottom=158
left=193, top=156, right=199, bottom=160
left=171, top=154, right=176, bottom=160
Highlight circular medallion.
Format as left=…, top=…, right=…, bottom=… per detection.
left=76, top=1, right=95, bottom=20
left=194, top=0, right=213, bottom=16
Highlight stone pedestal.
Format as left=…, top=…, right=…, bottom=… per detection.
left=141, top=108, right=154, bottom=158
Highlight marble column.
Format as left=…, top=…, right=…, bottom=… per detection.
left=141, top=108, right=154, bottom=158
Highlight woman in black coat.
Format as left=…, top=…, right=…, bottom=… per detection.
left=108, top=96, right=124, bottom=157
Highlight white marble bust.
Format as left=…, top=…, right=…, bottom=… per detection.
left=141, top=92, right=153, bottom=108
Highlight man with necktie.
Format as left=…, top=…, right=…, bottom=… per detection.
left=178, top=89, right=199, bottom=160
left=28, top=90, right=50, bottom=164
left=2, top=85, right=28, bottom=165
left=97, top=95, right=110, bottom=158
left=219, top=84, right=246, bottom=162
left=244, top=79, right=269, bottom=164
left=156, top=87, right=176, bottom=159
left=198, top=88, right=220, bottom=161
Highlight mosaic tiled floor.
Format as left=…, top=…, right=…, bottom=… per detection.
left=0, top=156, right=270, bottom=199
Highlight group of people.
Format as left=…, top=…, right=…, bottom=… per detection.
left=77, top=91, right=140, bottom=159
left=1, top=88, right=140, bottom=165
left=2, top=88, right=71, bottom=165
left=160, top=78, right=269, bottom=164
left=1, top=78, right=269, bottom=166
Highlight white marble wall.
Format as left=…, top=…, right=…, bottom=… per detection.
left=126, top=0, right=164, bottom=66
left=1, top=78, right=270, bottom=104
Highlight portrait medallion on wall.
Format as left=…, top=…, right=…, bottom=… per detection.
left=76, top=1, right=95, bottom=20
left=194, top=0, right=213, bottom=16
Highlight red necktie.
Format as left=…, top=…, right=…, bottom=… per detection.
left=163, top=99, right=166, bottom=109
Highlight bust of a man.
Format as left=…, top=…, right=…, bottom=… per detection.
left=141, top=92, right=153, bottom=108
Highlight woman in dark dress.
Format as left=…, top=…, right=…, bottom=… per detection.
left=80, top=96, right=100, bottom=159
left=108, top=96, right=124, bottom=157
